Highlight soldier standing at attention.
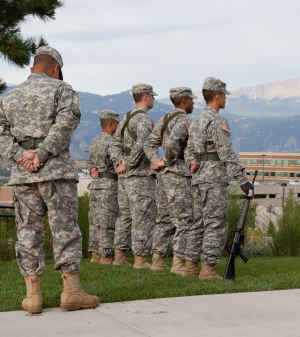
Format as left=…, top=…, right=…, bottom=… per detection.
left=88, top=110, right=120, bottom=265
left=111, top=84, right=157, bottom=269
left=144, top=87, right=196, bottom=276
left=185, top=77, right=252, bottom=280
left=0, top=46, right=99, bottom=313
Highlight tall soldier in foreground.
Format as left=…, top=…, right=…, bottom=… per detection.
left=0, top=46, right=99, bottom=313
left=110, top=84, right=157, bottom=269
left=88, top=110, right=120, bottom=265
left=144, top=87, right=195, bottom=276
left=185, top=77, right=252, bottom=280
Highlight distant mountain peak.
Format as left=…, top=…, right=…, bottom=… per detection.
left=231, top=78, right=300, bottom=100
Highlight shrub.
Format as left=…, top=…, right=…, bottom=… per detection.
left=270, top=194, right=300, bottom=256
left=0, top=216, right=16, bottom=261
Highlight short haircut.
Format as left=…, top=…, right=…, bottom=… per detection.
left=33, top=54, right=58, bottom=67
left=133, top=92, right=146, bottom=103
left=202, top=89, right=218, bottom=104
left=100, top=118, right=114, bottom=129
left=170, top=96, right=186, bottom=107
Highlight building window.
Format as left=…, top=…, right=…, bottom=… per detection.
left=277, top=172, right=281, bottom=177
left=296, top=173, right=300, bottom=178
left=258, top=160, right=263, bottom=165
left=264, top=160, right=269, bottom=165
left=296, top=160, right=300, bottom=166
left=271, top=172, right=275, bottom=176
left=290, top=160, right=296, bottom=166
left=269, top=194, right=276, bottom=198
left=270, top=160, right=275, bottom=165
left=284, top=160, right=289, bottom=166
left=283, top=172, right=288, bottom=177
left=290, top=172, right=295, bottom=177
left=264, top=171, right=269, bottom=176
left=251, top=159, right=257, bottom=164
left=277, top=160, right=282, bottom=166
left=258, top=171, right=263, bottom=176
left=246, top=171, right=250, bottom=175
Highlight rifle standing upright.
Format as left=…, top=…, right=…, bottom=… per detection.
left=224, top=170, right=257, bottom=280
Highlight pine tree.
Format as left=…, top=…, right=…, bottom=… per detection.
left=0, top=0, right=62, bottom=93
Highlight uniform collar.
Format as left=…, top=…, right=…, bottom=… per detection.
left=28, top=72, right=49, bottom=80
left=173, top=108, right=187, bottom=114
left=204, top=106, right=218, bottom=114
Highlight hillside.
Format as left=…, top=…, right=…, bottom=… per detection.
left=2, top=85, right=300, bottom=159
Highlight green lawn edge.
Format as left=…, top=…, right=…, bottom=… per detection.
left=0, top=257, right=300, bottom=312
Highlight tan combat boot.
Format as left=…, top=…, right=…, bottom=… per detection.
left=99, top=256, right=113, bottom=265
left=199, top=264, right=223, bottom=280
left=182, top=260, right=199, bottom=277
left=90, top=252, right=101, bottom=263
left=113, top=249, right=131, bottom=266
left=22, top=275, right=43, bottom=314
left=133, top=256, right=151, bottom=269
left=170, top=256, right=185, bottom=276
left=150, top=253, right=168, bottom=271
left=60, top=273, right=100, bottom=311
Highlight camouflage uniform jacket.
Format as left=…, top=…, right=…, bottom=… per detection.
left=0, top=72, right=80, bottom=185
left=110, top=107, right=154, bottom=177
left=144, top=108, right=191, bottom=176
left=185, top=106, right=248, bottom=186
left=88, top=132, right=117, bottom=190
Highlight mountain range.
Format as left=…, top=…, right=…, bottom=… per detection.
left=1, top=78, right=300, bottom=159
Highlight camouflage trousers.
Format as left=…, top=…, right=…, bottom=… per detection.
left=153, top=173, right=193, bottom=260
left=88, top=185, right=118, bottom=257
left=114, top=176, right=156, bottom=256
left=185, top=183, right=228, bottom=265
left=13, top=179, right=82, bottom=276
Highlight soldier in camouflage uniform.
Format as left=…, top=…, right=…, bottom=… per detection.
left=110, top=84, right=157, bottom=269
left=185, top=77, right=252, bottom=280
left=0, top=46, right=99, bottom=313
left=88, top=110, right=119, bottom=265
left=144, top=87, right=195, bottom=276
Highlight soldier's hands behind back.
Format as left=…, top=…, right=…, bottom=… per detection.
left=190, top=160, right=200, bottom=173
left=90, top=168, right=99, bottom=179
left=115, top=159, right=126, bottom=174
left=151, top=158, right=165, bottom=171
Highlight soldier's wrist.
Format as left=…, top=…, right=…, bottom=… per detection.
left=36, top=148, right=50, bottom=163
left=14, top=147, right=25, bottom=162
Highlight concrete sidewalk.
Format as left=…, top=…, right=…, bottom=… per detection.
left=1, top=290, right=299, bottom=337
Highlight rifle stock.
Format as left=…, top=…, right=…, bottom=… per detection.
left=224, top=170, right=257, bottom=280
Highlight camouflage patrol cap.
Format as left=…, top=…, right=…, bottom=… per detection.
left=35, top=46, right=63, bottom=80
left=203, top=77, right=230, bottom=95
left=169, top=87, right=196, bottom=99
left=100, top=110, right=120, bottom=122
left=132, top=83, right=158, bottom=96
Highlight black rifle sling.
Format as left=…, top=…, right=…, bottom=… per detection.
left=160, top=110, right=186, bottom=140
left=121, top=110, right=146, bottom=142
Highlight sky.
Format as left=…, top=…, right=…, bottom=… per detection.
left=1, top=0, right=300, bottom=97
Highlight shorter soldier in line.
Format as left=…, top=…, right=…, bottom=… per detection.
left=111, top=84, right=157, bottom=269
left=88, top=110, right=120, bottom=264
left=144, top=87, right=195, bottom=275
left=185, top=77, right=252, bottom=280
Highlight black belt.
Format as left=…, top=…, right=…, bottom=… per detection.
left=19, top=138, right=45, bottom=150
left=98, top=172, right=118, bottom=181
left=199, top=152, right=220, bottom=161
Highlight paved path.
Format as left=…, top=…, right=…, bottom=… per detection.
left=1, top=290, right=300, bottom=337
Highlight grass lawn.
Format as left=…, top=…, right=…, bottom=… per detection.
left=0, top=256, right=300, bottom=312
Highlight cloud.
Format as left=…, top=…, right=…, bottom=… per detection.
left=2, top=0, right=300, bottom=96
